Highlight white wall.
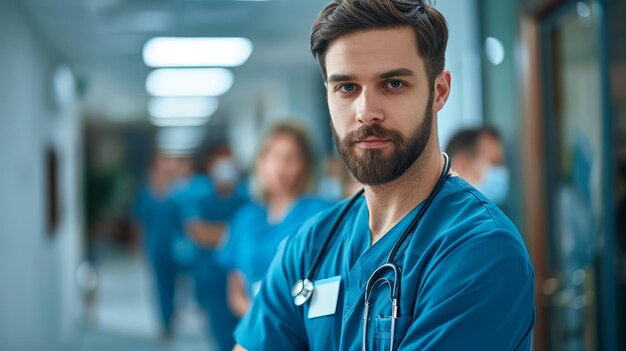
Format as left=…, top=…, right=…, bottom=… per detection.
left=226, top=0, right=482, bottom=160
left=436, top=0, right=484, bottom=147
left=226, top=69, right=326, bottom=169
left=0, top=2, right=83, bottom=350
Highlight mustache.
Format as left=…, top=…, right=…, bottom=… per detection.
left=343, top=124, right=403, bottom=145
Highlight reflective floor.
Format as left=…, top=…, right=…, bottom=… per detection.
left=78, top=251, right=213, bottom=351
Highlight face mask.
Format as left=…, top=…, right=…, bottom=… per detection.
left=318, top=176, right=343, bottom=201
left=211, top=159, right=239, bottom=185
left=476, top=165, right=510, bottom=205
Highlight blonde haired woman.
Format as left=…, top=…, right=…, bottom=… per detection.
left=216, top=122, right=330, bottom=316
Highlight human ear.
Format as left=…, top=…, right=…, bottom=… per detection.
left=433, top=70, right=451, bottom=113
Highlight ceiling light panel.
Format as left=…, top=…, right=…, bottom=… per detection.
left=145, top=68, right=234, bottom=96
left=143, top=37, right=253, bottom=67
left=148, top=97, right=219, bottom=119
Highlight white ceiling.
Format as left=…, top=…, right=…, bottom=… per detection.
left=19, top=0, right=330, bottom=124
left=18, top=0, right=485, bottom=152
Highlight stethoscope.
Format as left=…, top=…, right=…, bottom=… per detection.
left=291, top=153, right=451, bottom=351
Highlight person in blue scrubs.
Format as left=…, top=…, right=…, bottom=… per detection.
left=172, top=146, right=247, bottom=351
left=233, top=1, right=535, bottom=350
left=133, top=152, right=181, bottom=340
left=447, top=127, right=510, bottom=205
left=217, top=122, right=329, bottom=317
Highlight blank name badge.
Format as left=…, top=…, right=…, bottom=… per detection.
left=307, top=276, right=341, bottom=319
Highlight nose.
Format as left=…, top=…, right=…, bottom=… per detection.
left=354, top=87, right=384, bottom=125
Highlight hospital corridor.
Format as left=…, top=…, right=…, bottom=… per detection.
left=1, top=0, right=625, bottom=350
left=78, top=251, right=211, bottom=351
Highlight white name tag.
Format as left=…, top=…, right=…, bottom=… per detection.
left=251, top=280, right=262, bottom=298
left=307, top=276, right=341, bottom=319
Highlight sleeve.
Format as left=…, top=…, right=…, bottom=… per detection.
left=215, top=206, right=248, bottom=269
left=399, top=231, right=535, bottom=350
left=234, top=233, right=309, bottom=351
left=172, top=186, right=203, bottom=223
left=215, top=227, right=237, bottom=269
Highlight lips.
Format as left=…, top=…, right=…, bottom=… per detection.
left=343, top=124, right=398, bottom=149
left=355, top=138, right=390, bottom=149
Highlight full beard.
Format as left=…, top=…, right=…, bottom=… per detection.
left=331, top=98, right=433, bottom=186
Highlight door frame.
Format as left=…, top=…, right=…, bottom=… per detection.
left=519, top=0, right=616, bottom=350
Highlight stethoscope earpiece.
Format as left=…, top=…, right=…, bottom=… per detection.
left=292, top=279, right=314, bottom=306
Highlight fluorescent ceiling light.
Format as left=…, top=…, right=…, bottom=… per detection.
left=146, top=68, right=234, bottom=96
left=150, top=116, right=211, bottom=127
left=157, top=127, right=206, bottom=154
left=143, top=37, right=253, bottom=67
left=148, top=97, right=219, bottom=119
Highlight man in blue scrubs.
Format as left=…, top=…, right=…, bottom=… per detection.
left=234, top=0, right=535, bottom=350
left=173, top=147, right=247, bottom=351
left=133, top=153, right=181, bottom=340
left=447, top=127, right=510, bottom=205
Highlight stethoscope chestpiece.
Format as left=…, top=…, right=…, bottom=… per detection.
left=291, top=279, right=314, bottom=306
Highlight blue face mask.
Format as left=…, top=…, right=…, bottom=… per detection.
left=211, top=159, right=239, bottom=186
left=318, top=176, right=343, bottom=201
left=476, top=165, right=510, bottom=205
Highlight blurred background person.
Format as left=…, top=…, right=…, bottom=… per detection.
left=317, top=155, right=345, bottom=202
left=171, top=144, right=247, bottom=351
left=318, top=155, right=364, bottom=201
left=132, top=151, right=181, bottom=341
left=217, top=122, right=329, bottom=317
left=169, top=155, right=199, bottom=273
left=3, top=0, right=625, bottom=349
left=446, top=127, right=510, bottom=205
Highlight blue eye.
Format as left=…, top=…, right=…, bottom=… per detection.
left=338, top=84, right=356, bottom=93
left=386, top=80, right=405, bottom=90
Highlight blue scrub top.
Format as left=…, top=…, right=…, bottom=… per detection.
left=170, top=175, right=248, bottom=267
left=217, top=196, right=330, bottom=297
left=235, top=177, right=535, bottom=350
left=133, top=185, right=181, bottom=257
left=173, top=175, right=248, bottom=223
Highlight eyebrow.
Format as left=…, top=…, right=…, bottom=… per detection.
left=327, top=74, right=354, bottom=83
left=379, top=68, right=415, bottom=79
left=327, top=68, right=416, bottom=83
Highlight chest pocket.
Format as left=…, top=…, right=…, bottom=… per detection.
left=372, top=315, right=412, bottom=351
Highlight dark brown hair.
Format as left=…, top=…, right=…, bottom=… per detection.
left=310, top=0, right=448, bottom=86
left=446, top=126, right=502, bottom=159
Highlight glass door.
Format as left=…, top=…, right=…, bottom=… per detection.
left=606, top=0, right=626, bottom=350
left=540, top=1, right=605, bottom=350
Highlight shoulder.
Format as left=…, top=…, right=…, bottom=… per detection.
left=283, top=196, right=363, bottom=257
left=234, top=178, right=251, bottom=198
left=421, top=176, right=532, bottom=274
left=175, top=175, right=213, bottom=194
left=231, top=201, right=265, bottom=224
left=169, top=178, right=190, bottom=199
left=437, top=177, right=525, bottom=243
left=296, top=196, right=332, bottom=213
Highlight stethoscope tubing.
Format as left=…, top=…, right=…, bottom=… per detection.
left=362, top=153, right=450, bottom=351
left=292, top=153, right=451, bottom=351
left=304, top=187, right=365, bottom=282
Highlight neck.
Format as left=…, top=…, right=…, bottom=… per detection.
left=364, top=145, right=444, bottom=245
left=267, top=191, right=298, bottom=222
left=216, top=183, right=235, bottom=197
left=150, top=174, right=170, bottom=197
